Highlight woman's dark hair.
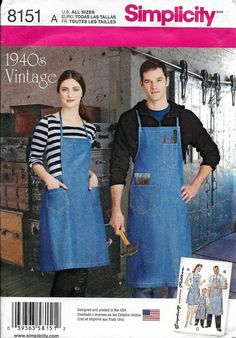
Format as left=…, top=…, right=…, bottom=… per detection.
left=192, top=264, right=203, bottom=273
left=140, top=59, right=168, bottom=82
left=57, top=70, right=89, bottom=121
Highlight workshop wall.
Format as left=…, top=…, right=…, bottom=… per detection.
left=2, top=46, right=235, bottom=120
left=1, top=46, right=121, bottom=122
left=130, top=48, right=236, bottom=107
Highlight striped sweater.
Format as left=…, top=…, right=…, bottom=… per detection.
left=29, top=115, right=96, bottom=177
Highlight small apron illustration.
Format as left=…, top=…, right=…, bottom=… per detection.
left=40, top=112, right=110, bottom=272
left=127, top=111, right=192, bottom=288
left=196, top=296, right=207, bottom=320
left=208, top=277, right=223, bottom=315
left=186, top=274, right=201, bottom=305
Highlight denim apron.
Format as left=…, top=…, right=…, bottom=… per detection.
left=196, top=296, right=207, bottom=320
left=127, top=111, right=192, bottom=288
left=186, top=274, right=201, bottom=305
left=39, top=112, right=110, bottom=272
left=208, top=276, right=223, bottom=315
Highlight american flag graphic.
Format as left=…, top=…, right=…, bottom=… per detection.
left=142, top=309, right=160, bottom=321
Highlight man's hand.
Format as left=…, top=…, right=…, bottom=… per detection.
left=181, top=165, right=212, bottom=203
left=181, top=184, right=199, bottom=203
left=110, top=184, right=125, bottom=235
left=109, top=208, right=125, bottom=235
left=213, top=285, right=221, bottom=289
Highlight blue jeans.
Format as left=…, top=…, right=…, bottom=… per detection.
left=132, top=287, right=177, bottom=298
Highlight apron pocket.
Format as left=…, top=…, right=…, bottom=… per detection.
left=163, top=144, right=178, bottom=169
left=130, top=184, right=157, bottom=215
left=46, top=188, right=69, bottom=213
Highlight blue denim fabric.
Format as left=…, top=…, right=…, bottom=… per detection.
left=40, top=112, right=110, bottom=272
left=132, top=287, right=177, bottom=298
left=132, top=288, right=154, bottom=298
left=167, top=287, right=177, bottom=298
left=126, top=111, right=192, bottom=288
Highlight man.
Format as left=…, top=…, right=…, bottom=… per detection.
left=206, top=266, right=228, bottom=331
left=109, top=59, right=220, bottom=298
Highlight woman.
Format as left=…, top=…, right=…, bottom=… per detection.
left=29, top=70, right=110, bottom=297
left=184, top=264, right=206, bottom=327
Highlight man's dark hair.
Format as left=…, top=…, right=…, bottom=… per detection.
left=140, top=59, right=168, bottom=82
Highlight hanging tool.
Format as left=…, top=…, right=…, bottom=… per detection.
left=201, top=69, right=209, bottom=105
left=108, top=123, right=117, bottom=133
left=107, top=238, right=113, bottom=247
left=94, top=124, right=101, bottom=132
left=204, top=179, right=211, bottom=210
left=213, top=73, right=221, bottom=107
left=119, top=229, right=139, bottom=257
left=230, top=75, right=236, bottom=106
left=180, top=60, right=188, bottom=100
left=98, top=133, right=109, bottom=139
left=91, top=140, right=101, bottom=149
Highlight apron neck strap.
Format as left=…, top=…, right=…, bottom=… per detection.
left=176, top=116, right=180, bottom=127
left=136, top=110, right=142, bottom=127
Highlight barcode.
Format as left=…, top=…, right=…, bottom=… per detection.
left=11, top=302, right=61, bottom=328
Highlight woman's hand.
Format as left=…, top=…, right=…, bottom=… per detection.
left=89, top=171, right=98, bottom=190
left=45, top=175, right=68, bottom=190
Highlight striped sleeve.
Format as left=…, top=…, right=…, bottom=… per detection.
left=85, top=122, right=96, bottom=141
left=29, top=117, right=48, bottom=168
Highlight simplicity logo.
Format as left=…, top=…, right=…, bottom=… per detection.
left=125, top=4, right=218, bottom=26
